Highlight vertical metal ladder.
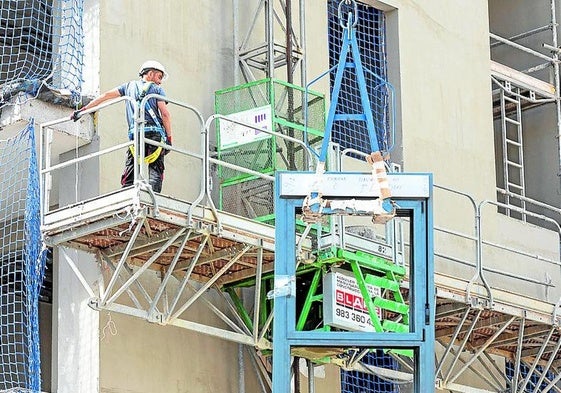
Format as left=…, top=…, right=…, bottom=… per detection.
left=499, top=82, right=526, bottom=219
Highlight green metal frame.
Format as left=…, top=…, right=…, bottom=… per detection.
left=214, top=78, right=326, bottom=224
left=225, top=245, right=409, bottom=343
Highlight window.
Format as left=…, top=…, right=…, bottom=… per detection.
left=327, top=0, right=391, bottom=154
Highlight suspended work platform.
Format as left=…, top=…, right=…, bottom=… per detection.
left=40, top=178, right=561, bottom=392
left=42, top=187, right=277, bottom=287
left=38, top=85, right=561, bottom=390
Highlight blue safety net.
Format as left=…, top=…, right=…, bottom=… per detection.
left=341, top=350, right=399, bottom=393
left=328, top=4, right=397, bottom=390
left=0, top=0, right=85, bottom=108
left=506, top=361, right=556, bottom=392
left=0, top=121, right=47, bottom=392
left=327, top=0, right=392, bottom=155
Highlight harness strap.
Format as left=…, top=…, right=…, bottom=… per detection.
left=129, top=143, right=164, bottom=164
left=135, top=81, right=163, bottom=130
left=128, top=126, right=166, bottom=141
left=126, top=81, right=167, bottom=163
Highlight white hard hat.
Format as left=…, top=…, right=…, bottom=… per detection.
left=138, top=60, right=168, bottom=81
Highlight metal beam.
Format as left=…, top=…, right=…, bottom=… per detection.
left=168, top=244, right=253, bottom=321
left=447, top=316, right=516, bottom=385
left=436, top=313, right=515, bottom=339
left=173, top=243, right=248, bottom=272
left=436, top=303, right=469, bottom=319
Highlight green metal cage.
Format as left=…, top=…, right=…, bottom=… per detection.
left=214, top=78, right=326, bottom=224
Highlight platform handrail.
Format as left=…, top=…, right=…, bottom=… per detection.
left=479, top=198, right=561, bottom=260
left=335, top=149, right=487, bottom=305
left=435, top=225, right=561, bottom=270
left=138, top=93, right=213, bottom=228
left=39, top=94, right=209, bottom=230
left=324, top=150, right=561, bottom=307
left=435, top=184, right=561, bottom=306
left=497, top=187, right=561, bottom=231
left=39, top=95, right=137, bottom=228
left=40, top=96, right=316, bottom=235
left=39, top=94, right=561, bottom=307
left=434, top=184, right=494, bottom=306
left=204, top=114, right=318, bottom=227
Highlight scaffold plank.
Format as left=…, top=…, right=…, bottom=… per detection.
left=491, top=60, right=556, bottom=98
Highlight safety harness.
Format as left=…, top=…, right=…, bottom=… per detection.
left=128, top=81, right=167, bottom=163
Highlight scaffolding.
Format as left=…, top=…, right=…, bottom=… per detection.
left=235, top=0, right=306, bottom=84
left=490, top=0, right=561, bottom=225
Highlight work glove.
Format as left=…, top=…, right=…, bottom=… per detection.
left=164, top=135, right=172, bottom=155
left=70, top=110, right=83, bottom=122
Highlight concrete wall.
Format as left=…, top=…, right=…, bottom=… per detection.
left=367, top=0, right=561, bottom=302
left=385, top=0, right=496, bottom=196
left=92, top=1, right=328, bottom=200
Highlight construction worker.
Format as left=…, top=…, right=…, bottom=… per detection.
left=71, top=60, right=173, bottom=193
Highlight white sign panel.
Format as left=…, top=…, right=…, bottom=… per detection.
left=279, top=172, right=430, bottom=198
left=219, top=105, right=273, bottom=149
left=323, top=269, right=381, bottom=332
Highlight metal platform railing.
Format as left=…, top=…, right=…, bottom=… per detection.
left=39, top=96, right=317, bottom=221
left=40, top=95, right=561, bottom=309
left=37, top=96, right=561, bottom=392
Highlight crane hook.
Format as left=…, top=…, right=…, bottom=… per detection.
left=338, top=0, right=359, bottom=29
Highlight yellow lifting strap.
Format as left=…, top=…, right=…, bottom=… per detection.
left=129, top=145, right=163, bottom=164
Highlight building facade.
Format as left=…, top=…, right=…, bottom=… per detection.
left=1, top=1, right=560, bottom=392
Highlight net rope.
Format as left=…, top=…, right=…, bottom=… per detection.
left=0, top=0, right=85, bottom=109
left=0, top=121, right=47, bottom=392
left=341, top=351, right=399, bottom=393
left=506, top=361, right=556, bottom=392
